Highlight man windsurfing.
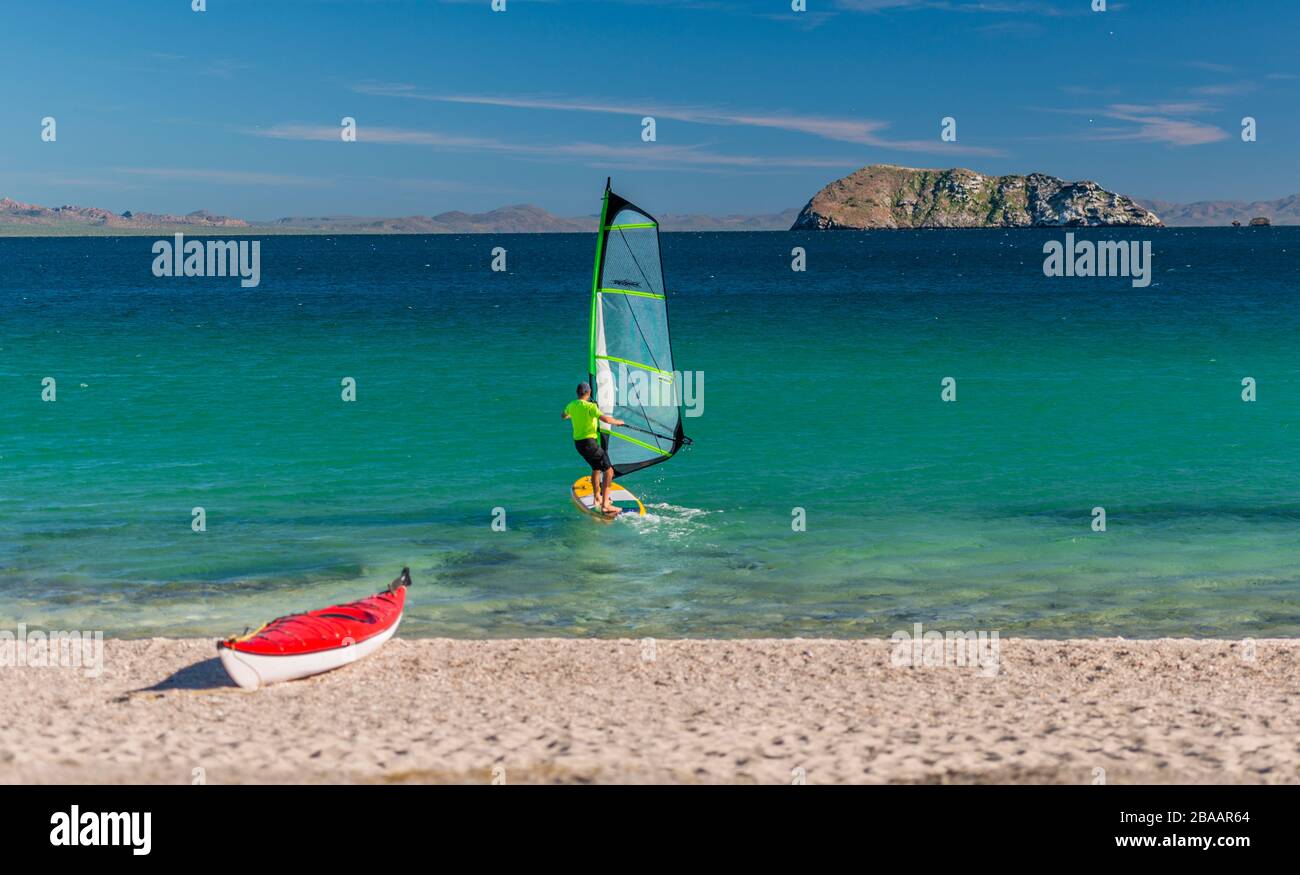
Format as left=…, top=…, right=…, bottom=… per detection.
left=562, top=382, right=625, bottom=513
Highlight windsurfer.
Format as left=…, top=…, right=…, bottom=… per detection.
left=562, top=382, right=625, bottom=512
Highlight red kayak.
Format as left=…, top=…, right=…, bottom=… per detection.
left=218, top=568, right=410, bottom=690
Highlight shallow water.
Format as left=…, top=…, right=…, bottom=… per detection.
left=2, top=229, right=1298, bottom=637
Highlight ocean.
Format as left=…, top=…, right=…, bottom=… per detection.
left=2, top=228, right=1298, bottom=638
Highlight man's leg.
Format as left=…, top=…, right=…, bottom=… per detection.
left=590, top=469, right=602, bottom=509
left=601, top=466, right=615, bottom=511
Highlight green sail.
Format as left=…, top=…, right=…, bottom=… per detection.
left=587, top=180, right=687, bottom=478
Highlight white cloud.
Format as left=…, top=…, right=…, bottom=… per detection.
left=351, top=83, right=1004, bottom=156
left=250, top=122, right=863, bottom=169
left=1092, top=104, right=1228, bottom=146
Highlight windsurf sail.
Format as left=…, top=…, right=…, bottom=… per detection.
left=588, top=178, right=688, bottom=478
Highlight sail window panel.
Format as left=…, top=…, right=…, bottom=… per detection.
left=606, top=428, right=667, bottom=469
left=601, top=218, right=664, bottom=297
left=608, top=360, right=676, bottom=422
left=600, top=293, right=673, bottom=374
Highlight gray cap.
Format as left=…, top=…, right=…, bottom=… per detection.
left=576, top=382, right=592, bottom=396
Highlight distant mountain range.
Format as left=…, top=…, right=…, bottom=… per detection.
left=0, top=188, right=1292, bottom=236
left=257, top=204, right=802, bottom=234
left=0, top=195, right=799, bottom=235
left=1134, top=195, right=1300, bottom=226
left=0, top=197, right=252, bottom=233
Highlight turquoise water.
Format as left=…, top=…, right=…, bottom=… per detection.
left=2, top=229, right=1299, bottom=638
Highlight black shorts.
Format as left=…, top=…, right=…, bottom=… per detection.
left=575, top=438, right=612, bottom=471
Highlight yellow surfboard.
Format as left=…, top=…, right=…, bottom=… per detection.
left=571, top=475, right=646, bottom=520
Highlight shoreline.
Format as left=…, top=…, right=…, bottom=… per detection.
left=3, top=637, right=1296, bottom=784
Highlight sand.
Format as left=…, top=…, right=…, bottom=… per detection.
left=1, top=637, right=1297, bottom=784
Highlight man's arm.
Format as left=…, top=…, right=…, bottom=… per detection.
left=599, top=414, right=625, bottom=426
left=562, top=410, right=571, bottom=420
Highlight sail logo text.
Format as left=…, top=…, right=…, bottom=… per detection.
left=1042, top=232, right=1152, bottom=288
left=613, top=363, right=704, bottom=417
left=151, top=233, right=261, bottom=288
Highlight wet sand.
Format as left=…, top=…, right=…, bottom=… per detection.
left=1, top=638, right=1296, bottom=784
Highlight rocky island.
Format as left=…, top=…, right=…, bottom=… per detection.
left=792, top=164, right=1163, bottom=230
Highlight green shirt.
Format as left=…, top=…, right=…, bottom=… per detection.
left=565, top=399, right=604, bottom=441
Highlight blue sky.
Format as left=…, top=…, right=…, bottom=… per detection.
left=2, top=0, right=1296, bottom=218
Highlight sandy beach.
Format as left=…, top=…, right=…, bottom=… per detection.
left=1, top=638, right=1296, bottom=784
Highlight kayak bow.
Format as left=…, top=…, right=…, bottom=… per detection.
left=218, top=567, right=410, bottom=690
